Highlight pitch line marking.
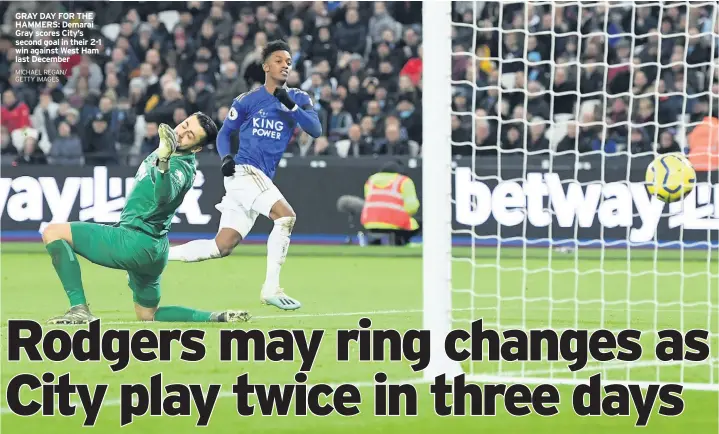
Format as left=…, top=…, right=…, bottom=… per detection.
left=83, top=305, right=717, bottom=325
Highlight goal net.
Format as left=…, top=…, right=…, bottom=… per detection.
left=424, top=0, right=719, bottom=391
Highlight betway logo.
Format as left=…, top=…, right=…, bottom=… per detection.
left=0, top=167, right=211, bottom=230
left=455, top=167, right=719, bottom=243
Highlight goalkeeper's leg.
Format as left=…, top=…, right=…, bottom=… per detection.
left=42, top=222, right=144, bottom=324
left=42, top=223, right=96, bottom=324
left=130, top=273, right=250, bottom=323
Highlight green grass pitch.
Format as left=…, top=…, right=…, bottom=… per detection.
left=1, top=242, right=717, bottom=432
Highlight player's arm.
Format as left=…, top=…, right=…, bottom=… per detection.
left=274, top=88, right=322, bottom=138
left=217, top=97, right=247, bottom=176
left=154, top=160, right=188, bottom=205
left=154, top=124, right=183, bottom=204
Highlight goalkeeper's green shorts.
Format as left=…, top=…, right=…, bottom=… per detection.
left=70, top=222, right=169, bottom=308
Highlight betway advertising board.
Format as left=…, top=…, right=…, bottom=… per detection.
left=453, top=165, right=719, bottom=246
left=1, top=158, right=718, bottom=245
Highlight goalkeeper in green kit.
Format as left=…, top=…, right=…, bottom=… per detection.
left=42, top=112, right=251, bottom=325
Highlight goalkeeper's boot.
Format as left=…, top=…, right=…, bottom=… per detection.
left=209, top=310, right=252, bottom=323
left=261, top=288, right=302, bottom=311
left=47, top=304, right=97, bottom=325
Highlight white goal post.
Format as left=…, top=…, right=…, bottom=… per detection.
left=422, top=0, right=719, bottom=390
left=422, top=0, right=463, bottom=380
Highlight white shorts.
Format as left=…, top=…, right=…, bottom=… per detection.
left=215, top=164, right=284, bottom=238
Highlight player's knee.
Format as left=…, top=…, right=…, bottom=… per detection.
left=217, top=245, right=234, bottom=257
left=135, top=310, right=155, bottom=321
left=215, top=230, right=241, bottom=257
left=275, top=215, right=296, bottom=234
left=42, top=223, right=67, bottom=245
left=134, top=305, right=157, bottom=321
left=277, top=206, right=296, bottom=219
left=270, top=199, right=296, bottom=220
left=215, top=240, right=235, bottom=257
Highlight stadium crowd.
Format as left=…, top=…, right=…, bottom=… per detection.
left=0, top=1, right=717, bottom=167
left=0, top=1, right=423, bottom=165
left=451, top=1, right=719, bottom=157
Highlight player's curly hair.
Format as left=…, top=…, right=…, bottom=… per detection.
left=193, top=111, right=218, bottom=147
left=262, top=40, right=292, bottom=62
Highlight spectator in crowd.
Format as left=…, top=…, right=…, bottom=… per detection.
left=187, top=75, right=215, bottom=115
left=557, top=122, right=590, bottom=153
left=375, top=122, right=410, bottom=156
left=66, top=56, right=104, bottom=95
left=4, top=62, right=38, bottom=110
left=141, top=122, right=161, bottom=156
left=13, top=131, right=47, bottom=165
left=360, top=116, right=377, bottom=141
left=369, top=2, right=403, bottom=44
left=335, top=8, right=368, bottom=54
left=45, top=120, right=83, bottom=166
left=527, top=118, right=550, bottom=152
left=307, top=26, right=338, bottom=65
left=336, top=123, right=374, bottom=157
left=1, top=1, right=717, bottom=166
left=451, top=115, right=471, bottom=146
left=32, top=91, right=59, bottom=152
left=326, top=97, right=354, bottom=142
left=1, top=89, right=31, bottom=133
left=658, top=129, right=682, bottom=154
left=83, top=112, right=118, bottom=165
left=145, top=81, right=185, bottom=125
left=396, top=98, right=421, bottom=142
left=214, top=62, right=248, bottom=112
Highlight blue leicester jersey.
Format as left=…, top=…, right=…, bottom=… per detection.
left=216, top=86, right=322, bottom=179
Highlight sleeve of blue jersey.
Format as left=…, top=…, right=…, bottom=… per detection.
left=290, top=90, right=322, bottom=138
left=217, top=97, right=245, bottom=159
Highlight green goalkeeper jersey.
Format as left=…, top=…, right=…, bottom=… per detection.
left=119, top=152, right=197, bottom=237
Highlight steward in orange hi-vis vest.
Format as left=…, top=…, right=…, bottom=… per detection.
left=360, top=172, right=419, bottom=231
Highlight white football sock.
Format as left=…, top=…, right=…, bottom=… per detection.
left=262, top=216, right=295, bottom=296
left=168, top=240, right=221, bottom=262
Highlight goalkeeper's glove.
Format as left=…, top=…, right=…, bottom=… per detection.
left=273, top=86, right=296, bottom=110
left=221, top=154, right=236, bottom=177
left=157, top=123, right=178, bottom=173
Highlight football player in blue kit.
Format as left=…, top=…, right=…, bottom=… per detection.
left=168, top=40, right=322, bottom=311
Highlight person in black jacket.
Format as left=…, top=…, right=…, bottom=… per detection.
left=657, top=129, right=682, bottom=154
left=13, top=134, right=47, bottom=165
left=82, top=112, right=118, bottom=165
left=143, top=82, right=187, bottom=126
left=334, top=8, right=368, bottom=55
